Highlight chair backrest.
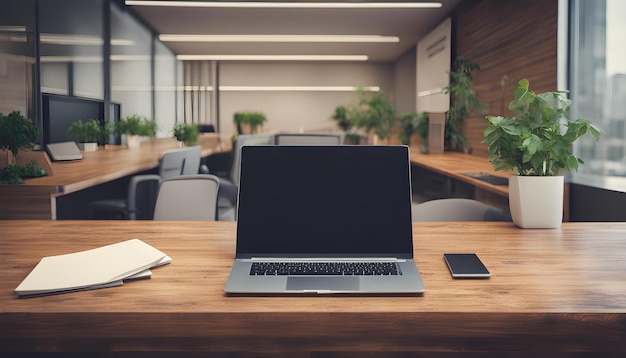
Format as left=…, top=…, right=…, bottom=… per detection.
left=153, top=174, right=220, bottom=221
left=230, top=133, right=272, bottom=187
left=411, top=198, right=512, bottom=222
left=126, top=174, right=162, bottom=220
left=159, top=145, right=202, bottom=180
left=271, top=133, right=344, bottom=145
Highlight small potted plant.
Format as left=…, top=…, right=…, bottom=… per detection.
left=0, top=110, right=38, bottom=166
left=0, top=110, right=49, bottom=181
left=234, top=111, right=267, bottom=134
left=330, top=105, right=359, bottom=144
left=67, top=118, right=107, bottom=152
left=482, top=79, right=601, bottom=228
left=352, top=90, right=397, bottom=144
left=116, top=114, right=157, bottom=149
left=414, top=112, right=430, bottom=153
left=173, top=123, right=199, bottom=147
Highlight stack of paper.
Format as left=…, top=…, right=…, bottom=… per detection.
left=15, top=239, right=171, bottom=298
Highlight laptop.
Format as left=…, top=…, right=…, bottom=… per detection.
left=46, top=141, right=83, bottom=161
left=224, top=145, right=425, bottom=295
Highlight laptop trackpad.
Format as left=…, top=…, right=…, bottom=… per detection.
left=287, top=277, right=359, bottom=292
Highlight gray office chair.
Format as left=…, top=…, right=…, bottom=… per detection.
left=88, top=146, right=203, bottom=220
left=271, top=133, right=344, bottom=145
left=411, top=198, right=512, bottom=222
left=216, top=133, right=272, bottom=221
left=153, top=174, right=220, bottom=221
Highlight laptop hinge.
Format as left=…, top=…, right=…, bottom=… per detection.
left=247, top=257, right=405, bottom=262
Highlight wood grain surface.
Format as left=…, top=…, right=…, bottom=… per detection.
left=1, top=221, right=625, bottom=356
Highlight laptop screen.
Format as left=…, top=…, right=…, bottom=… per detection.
left=236, top=145, right=413, bottom=258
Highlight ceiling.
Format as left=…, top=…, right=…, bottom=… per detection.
left=127, top=0, right=462, bottom=63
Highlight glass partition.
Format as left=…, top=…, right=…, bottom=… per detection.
left=110, top=2, right=153, bottom=125
left=39, top=0, right=104, bottom=100
left=154, top=40, right=177, bottom=138
left=0, top=1, right=37, bottom=119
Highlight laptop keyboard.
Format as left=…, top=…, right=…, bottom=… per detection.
left=250, top=262, right=400, bottom=276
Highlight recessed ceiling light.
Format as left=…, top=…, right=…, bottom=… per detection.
left=176, top=54, right=368, bottom=61
left=160, top=34, right=399, bottom=43
left=126, top=1, right=442, bottom=9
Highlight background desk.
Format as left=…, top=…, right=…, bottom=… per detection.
left=0, top=136, right=227, bottom=220
left=1, top=221, right=625, bottom=356
left=410, top=150, right=512, bottom=209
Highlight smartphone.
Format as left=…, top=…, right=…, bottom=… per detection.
left=443, top=253, right=491, bottom=278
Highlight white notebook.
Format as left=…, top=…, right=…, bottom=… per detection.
left=15, top=239, right=170, bottom=297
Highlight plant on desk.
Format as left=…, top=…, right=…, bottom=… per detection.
left=0, top=111, right=47, bottom=183
left=116, top=114, right=158, bottom=149
left=351, top=89, right=398, bottom=144
left=398, top=111, right=429, bottom=151
left=234, top=111, right=267, bottom=135
left=482, top=79, right=601, bottom=228
left=330, top=105, right=361, bottom=144
left=173, top=123, right=199, bottom=147
left=67, top=118, right=109, bottom=152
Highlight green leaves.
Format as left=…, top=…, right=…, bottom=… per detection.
left=173, top=123, right=199, bottom=145
left=482, top=79, right=602, bottom=176
left=0, top=111, right=38, bottom=156
left=116, top=115, right=158, bottom=137
left=67, top=119, right=108, bottom=143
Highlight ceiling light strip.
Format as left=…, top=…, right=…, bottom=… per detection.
left=126, top=1, right=442, bottom=9
left=160, top=34, right=399, bottom=43
left=176, top=54, right=368, bottom=61
left=219, top=86, right=380, bottom=92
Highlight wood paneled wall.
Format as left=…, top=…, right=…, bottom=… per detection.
left=454, top=0, right=558, bottom=158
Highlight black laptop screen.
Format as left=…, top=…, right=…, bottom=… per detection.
left=235, top=145, right=414, bottom=257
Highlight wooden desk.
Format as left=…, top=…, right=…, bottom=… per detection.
left=410, top=150, right=571, bottom=220
left=1, top=221, right=625, bottom=356
left=0, top=136, right=228, bottom=220
left=410, top=150, right=512, bottom=210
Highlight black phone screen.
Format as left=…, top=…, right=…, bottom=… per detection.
left=443, top=253, right=491, bottom=278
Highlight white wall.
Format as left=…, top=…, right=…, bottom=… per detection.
left=394, top=47, right=417, bottom=114
left=416, top=17, right=451, bottom=113
left=218, top=62, right=394, bottom=138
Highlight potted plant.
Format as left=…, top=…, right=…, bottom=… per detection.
left=67, top=118, right=108, bottom=152
left=173, top=123, right=199, bottom=147
left=234, top=112, right=267, bottom=134
left=414, top=112, right=430, bottom=153
left=0, top=110, right=39, bottom=166
left=352, top=90, right=398, bottom=144
left=444, top=56, right=488, bottom=153
left=330, top=105, right=359, bottom=144
left=398, top=112, right=418, bottom=146
left=116, top=114, right=157, bottom=149
left=0, top=110, right=50, bottom=180
left=482, top=79, right=601, bottom=228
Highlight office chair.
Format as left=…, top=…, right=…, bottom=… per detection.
left=215, top=133, right=273, bottom=221
left=411, top=198, right=512, bottom=222
left=88, top=146, right=203, bottom=220
left=153, top=174, right=220, bottom=221
left=271, top=133, right=344, bottom=145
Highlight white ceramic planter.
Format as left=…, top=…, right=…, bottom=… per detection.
left=77, top=142, right=98, bottom=152
left=509, top=175, right=564, bottom=229
left=126, top=135, right=142, bottom=149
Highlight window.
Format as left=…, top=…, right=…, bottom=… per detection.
left=569, top=0, right=626, bottom=191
